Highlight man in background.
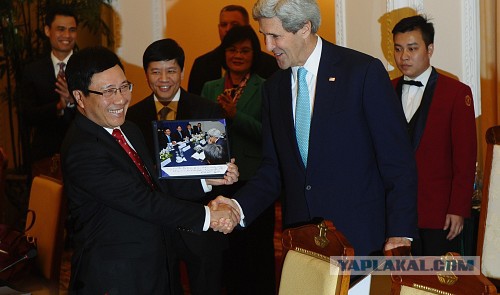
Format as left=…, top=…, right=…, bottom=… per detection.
left=188, top=4, right=278, bottom=95
left=19, top=4, right=78, bottom=178
left=127, top=38, right=237, bottom=295
left=391, top=15, right=476, bottom=256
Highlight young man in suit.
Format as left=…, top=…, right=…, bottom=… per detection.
left=213, top=0, right=418, bottom=258
left=185, top=124, right=194, bottom=138
left=159, top=128, right=174, bottom=148
left=188, top=4, right=279, bottom=95
left=193, top=122, right=203, bottom=134
left=19, top=4, right=78, bottom=176
left=127, top=38, right=236, bottom=295
left=172, top=125, right=186, bottom=142
left=62, top=46, right=238, bottom=294
left=391, top=15, right=477, bottom=256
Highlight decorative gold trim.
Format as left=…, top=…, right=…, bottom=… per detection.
left=436, top=252, right=459, bottom=285
left=411, top=283, right=454, bottom=295
left=294, top=247, right=330, bottom=263
left=314, top=221, right=330, bottom=248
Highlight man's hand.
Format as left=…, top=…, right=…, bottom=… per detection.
left=384, top=237, right=411, bottom=251
left=206, top=158, right=239, bottom=186
left=209, top=202, right=240, bottom=234
left=444, top=214, right=464, bottom=240
left=55, top=74, right=74, bottom=109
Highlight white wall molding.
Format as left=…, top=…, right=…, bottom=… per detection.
left=152, top=0, right=166, bottom=41
left=462, top=0, right=481, bottom=117
left=335, top=0, right=346, bottom=47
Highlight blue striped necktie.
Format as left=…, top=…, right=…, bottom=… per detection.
left=295, top=67, right=311, bottom=166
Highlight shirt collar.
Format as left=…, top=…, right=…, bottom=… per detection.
left=154, top=88, right=181, bottom=113
left=104, top=126, right=121, bottom=135
left=404, top=66, right=432, bottom=88
left=292, top=36, right=322, bottom=82
left=51, top=51, right=72, bottom=68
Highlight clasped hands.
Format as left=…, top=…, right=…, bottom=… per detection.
left=208, top=196, right=241, bottom=234
left=55, top=72, right=75, bottom=110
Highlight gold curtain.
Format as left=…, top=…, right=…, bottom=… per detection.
left=479, top=0, right=500, bottom=167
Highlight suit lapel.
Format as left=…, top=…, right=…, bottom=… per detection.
left=43, top=56, right=57, bottom=86
left=176, top=89, right=192, bottom=119
left=75, top=113, right=157, bottom=189
left=145, top=94, right=158, bottom=120
left=121, top=121, right=159, bottom=188
left=412, top=67, right=438, bottom=150
left=307, top=41, right=341, bottom=166
left=276, top=68, right=304, bottom=167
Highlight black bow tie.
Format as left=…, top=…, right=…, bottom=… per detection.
left=402, top=80, right=423, bottom=87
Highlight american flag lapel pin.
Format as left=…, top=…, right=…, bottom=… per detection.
left=328, top=77, right=336, bottom=82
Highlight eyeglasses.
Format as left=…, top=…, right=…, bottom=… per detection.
left=225, top=47, right=253, bottom=56
left=88, top=83, right=133, bottom=98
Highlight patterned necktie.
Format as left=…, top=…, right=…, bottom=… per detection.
left=57, top=62, right=66, bottom=78
left=112, top=129, right=155, bottom=190
left=159, top=106, right=169, bottom=120
left=295, top=67, right=311, bottom=167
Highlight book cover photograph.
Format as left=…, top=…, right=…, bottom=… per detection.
left=152, top=119, right=230, bottom=179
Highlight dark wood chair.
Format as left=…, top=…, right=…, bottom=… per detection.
left=385, top=246, right=497, bottom=295
left=477, top=126, right=500, bottom=288
left=278, top=219, right=354, bottom=295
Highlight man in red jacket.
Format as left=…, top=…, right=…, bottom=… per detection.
left=391, top=15, right=477, bottom=255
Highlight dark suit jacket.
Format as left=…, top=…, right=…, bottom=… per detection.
left=185, top=128, right=194, bottom=139
left=127, top=89, right=225, bottom=255
left=172, top=130, right=186, bottom=142
left=235, top=39, right=418, bottom=256
left=193, top=126, right=203, bottom=135
left=188, top=46, right=279, bottom=95
left=392, top=68, right=476, bottom=229
left=61, top=112, right=205, bottom=294
left=159, top=133, right=174, bottom=149
left=19, top=55, right=76, bottom=161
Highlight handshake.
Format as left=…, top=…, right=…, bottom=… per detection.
left=208, top=196, right=241, bottom=234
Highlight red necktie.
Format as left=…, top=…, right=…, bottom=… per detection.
left=112, top=129, right=155, bottom=190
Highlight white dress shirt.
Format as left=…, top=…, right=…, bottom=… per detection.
left=401, top=66, right=432, bottom=122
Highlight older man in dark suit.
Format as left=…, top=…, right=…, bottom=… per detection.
left=127, top=39, right=237, bottom=295
left=62, top=46, right=238, bottom=294
left=214, top=0, right=418, bottom=259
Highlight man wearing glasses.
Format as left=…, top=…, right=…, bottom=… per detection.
left=61, top=46, right=239, bottom=294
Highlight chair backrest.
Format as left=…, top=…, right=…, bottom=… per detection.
left=386, top=247, right=497, bottom=295
left=477, top=126, right=500, bottom=285
left=278, top=220, right=354, bottom=295
left=27, top=175, right=65, bottom=282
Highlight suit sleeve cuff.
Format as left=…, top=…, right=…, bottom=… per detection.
left=200, top=179, right=212, bottom=193
left=232, top=199, right=246, bottom=227
left=203, top=206, right=210, bottom=231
